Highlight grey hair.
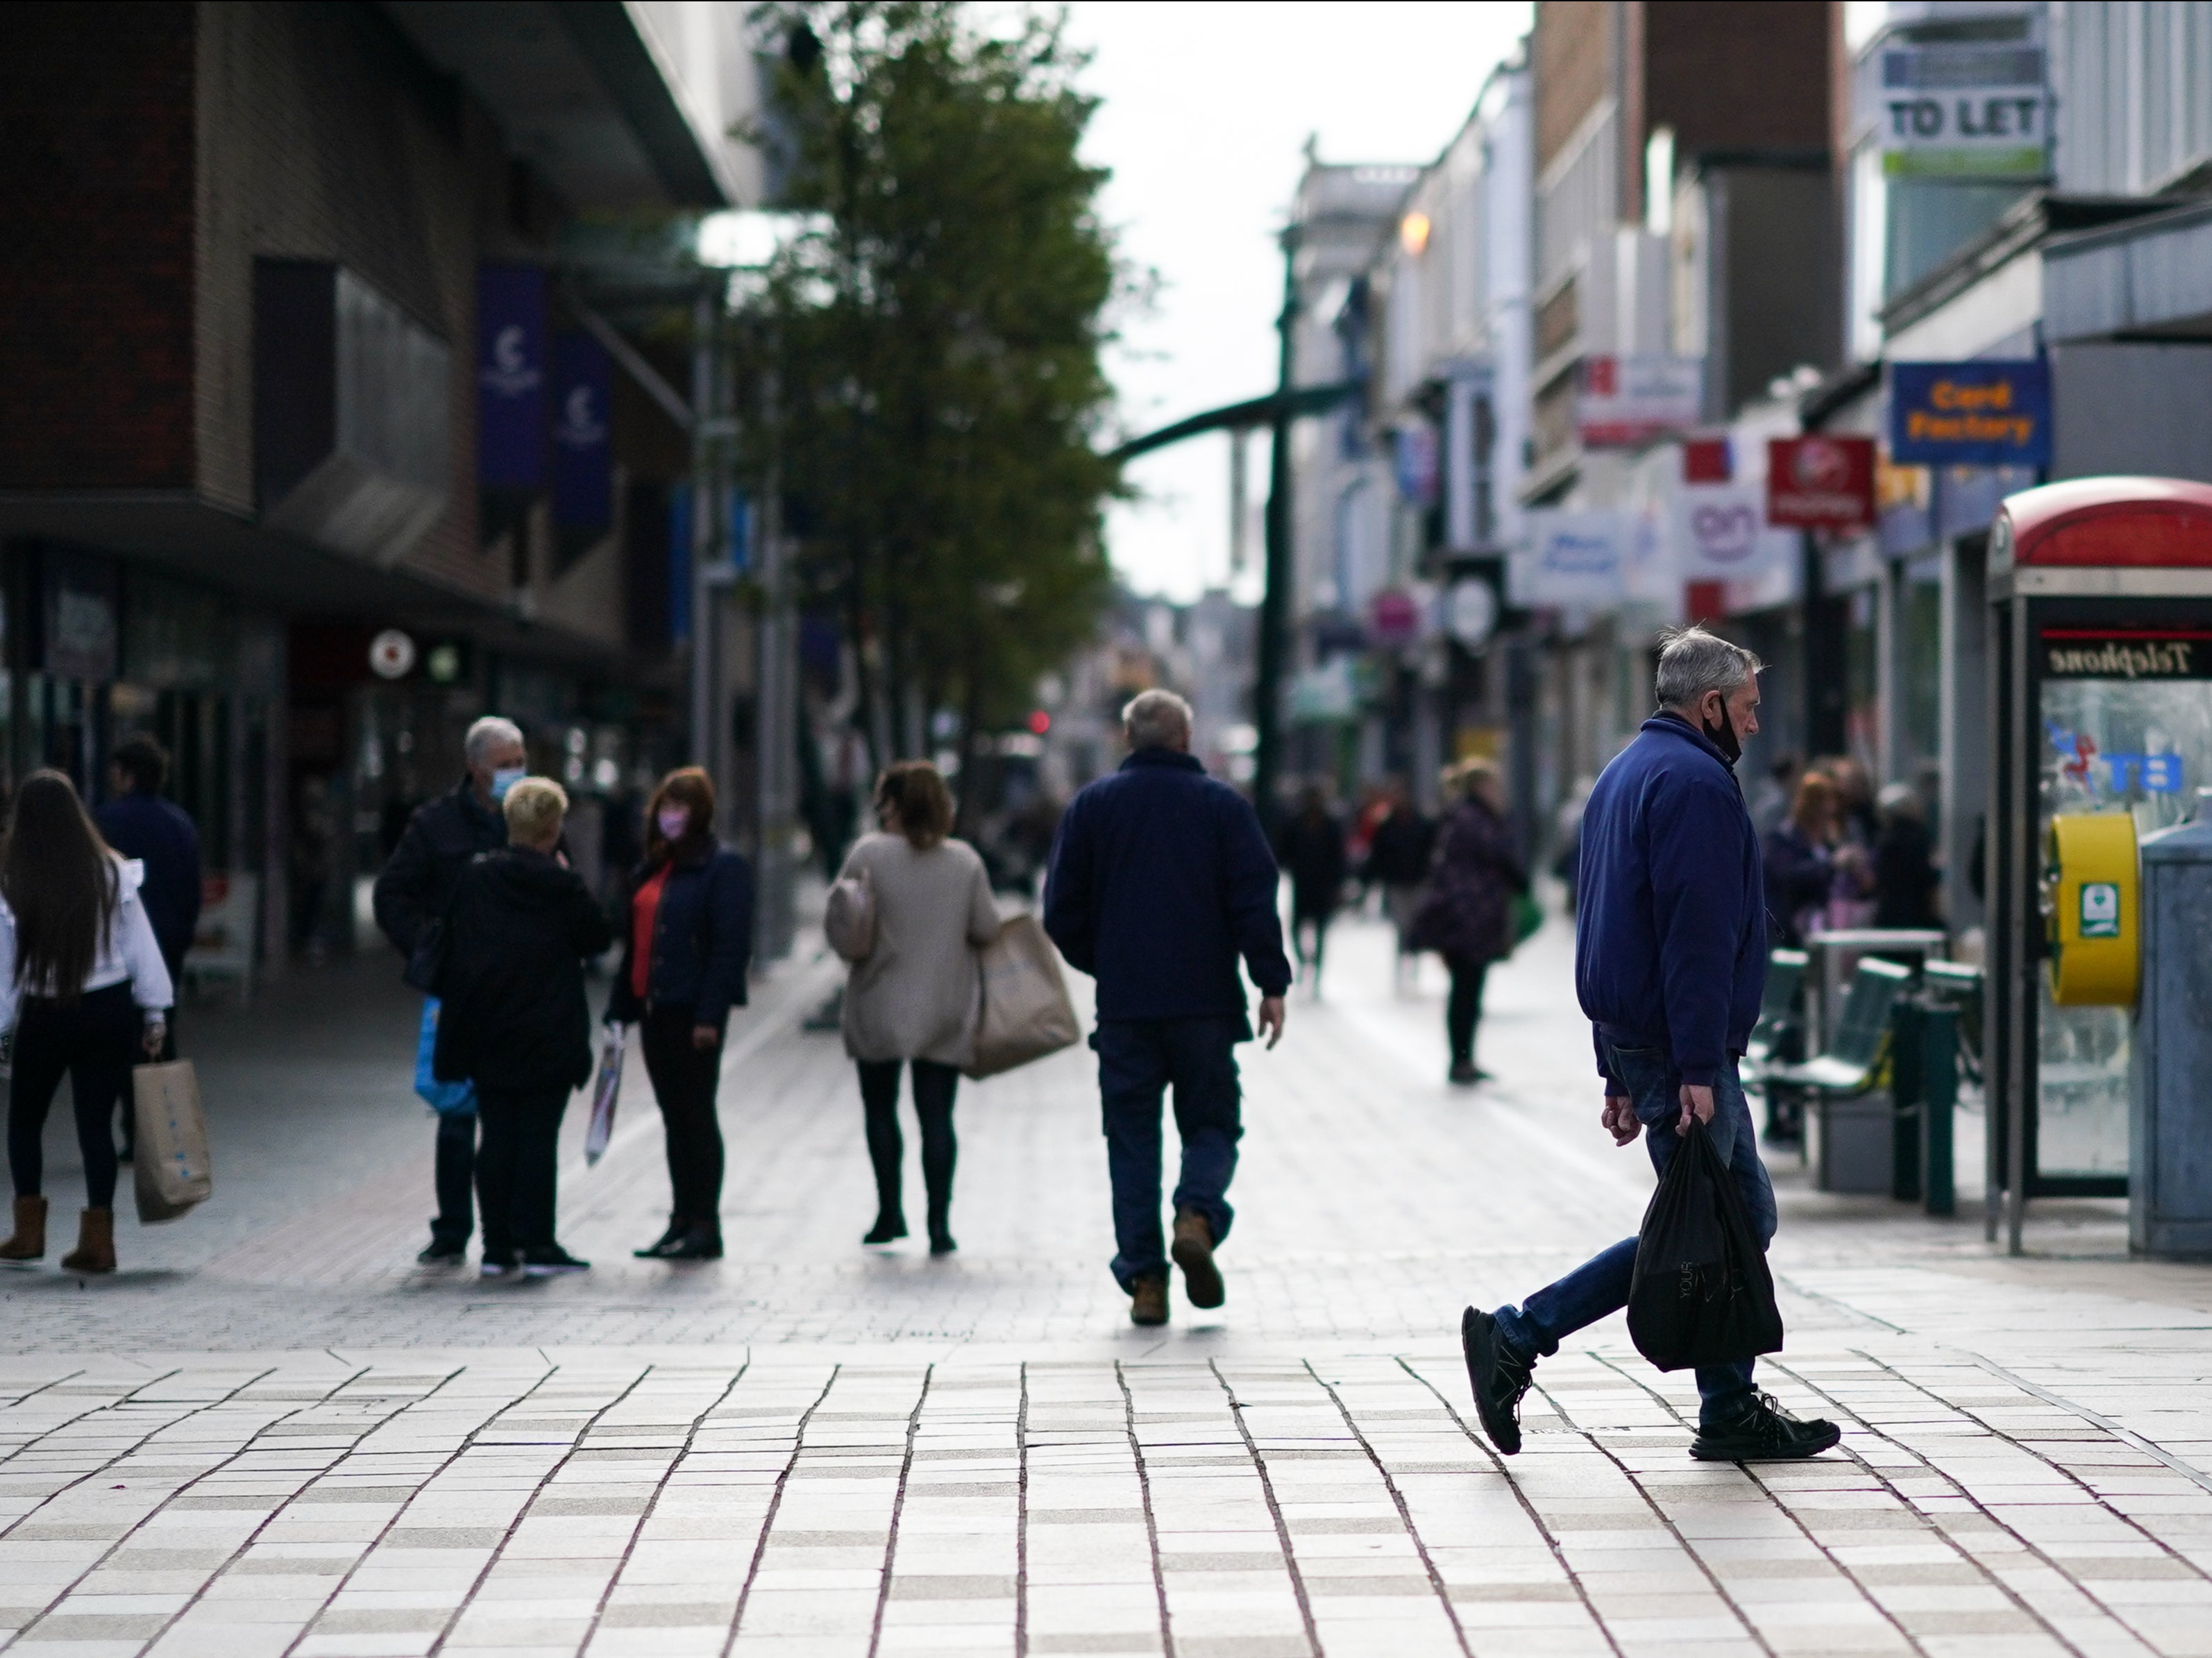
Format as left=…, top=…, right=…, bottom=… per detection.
left=1654, top=625, right=1762, bottom=713
left=464, top=716, right=525, bottom=768
left=1122, top=688, right=1193, bottom=750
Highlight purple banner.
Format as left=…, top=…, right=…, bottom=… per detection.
left=551, top=330, right=612, bottom=530
left=477, top=264, right=546, bottom=490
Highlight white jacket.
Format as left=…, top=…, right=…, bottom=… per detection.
left=0, top=856, right=175, bottom=1031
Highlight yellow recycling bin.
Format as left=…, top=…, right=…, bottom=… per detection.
left=2045, top=812, right=2140, bottom=1006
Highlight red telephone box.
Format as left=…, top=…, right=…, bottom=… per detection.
left=1988, top=477, right=2212, bottom=1251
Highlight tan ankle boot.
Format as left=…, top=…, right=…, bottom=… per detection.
left=60, top=1208, right=115, bottom=1274
left=1171, top=1208, right=1224, bottom=1310
left=0, top=1195, right=46, bottom=1260
left=1129, top=1274, right=1169, bottom=1327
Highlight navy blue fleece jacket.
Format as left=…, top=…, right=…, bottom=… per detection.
left=1573, top=713, right=1767, bottom=1089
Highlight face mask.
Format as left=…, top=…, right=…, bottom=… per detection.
left=1700, top=699, right=1743, bottom=765
left=657, top=809, right=692, bottom=842
left=489, top=766, right=526, bottom=802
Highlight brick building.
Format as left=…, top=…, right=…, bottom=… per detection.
left=0, top=0, right=756, bottom=967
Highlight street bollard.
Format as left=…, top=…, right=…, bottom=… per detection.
left=1889, top=1001, right=1924, bottom=1205
left=1920, top=1006, right=1957, bottom=1217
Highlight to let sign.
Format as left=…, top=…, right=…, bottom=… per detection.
left=1767, top=437, right=1875, bottom=530
left=1880, top=42, right=2048, bottom=178
left=1889, top=360, right=2051, bottom=468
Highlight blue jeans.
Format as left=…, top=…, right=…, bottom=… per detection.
left=1492, top=1040, right=1778, bottom=1427
left=1095, top=1018, right=1244, bottom=1290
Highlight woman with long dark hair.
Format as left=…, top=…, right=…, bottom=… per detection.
left=834, top=761, right=999, bottom=1255
left=607, top=767, right=754, bottom=1261
left=0, top=770, right=174, bottom=1272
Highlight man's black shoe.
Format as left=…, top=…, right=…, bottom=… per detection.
left=1461, top=1306, right=1536, bottom=1457
left=1689, top=1392, right=1841, bottom=1462
left=522, top=1245, right=591, bottom=1277
left=416, top=1238, right=467, bottom=1266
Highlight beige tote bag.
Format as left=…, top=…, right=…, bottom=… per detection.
left=133, top=1060, right=213, bottom=1224
left=965, top=915, right=1080, bottom=1080
left=825, top=865, right=876, bottom=961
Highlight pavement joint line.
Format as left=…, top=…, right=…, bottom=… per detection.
left=1391, top=1353, right=1626, bottom=1658
left=867, top=1362, right=934, bottom=1658
left=1526, top=1367, right=1782, bottom=1658
left=1015, top=1359, right=1029, bottom=1658
left=0, top=1363, right=289, bottom=1653
left=1209, top=1359, right=1324, bottom=1658
left=573, top=1359, right=750, bottom=1657
left=423, top=1359, right=657, bottom=1657
left=138, top=1361, right=462, bottom=1658
left=1301, top=1357, right=1473, bottom=1658
left=0, top=1366, right=186, bottom=1543
left=1773, top=1270, right=1911, bottom=1334
left=1759, top=1352, right=2132, bottom=1658
left=1114, top=1358, right=1176, bottom=1658
left=1966, top=1351, right=2212, bottom=1500
left=1588, top=1348, right=1966, bottom=1658
left=721, top=1362, right=840, bottom=1655
left=278, top=1358, right=563, bottom=1658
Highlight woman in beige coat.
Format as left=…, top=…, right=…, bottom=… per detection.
left=836, top=761, right=1000, bottom=1253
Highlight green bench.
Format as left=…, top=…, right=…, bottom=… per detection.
left=1744, top=948, right=1809, bottom=1140
left=1765, top=958, right=1915, bottom=1190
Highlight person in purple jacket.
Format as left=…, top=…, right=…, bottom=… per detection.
left=1459, top=626, right=1840, bottom=1464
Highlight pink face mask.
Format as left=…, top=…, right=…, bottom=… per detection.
left=657, top=809, right=692, bottom=841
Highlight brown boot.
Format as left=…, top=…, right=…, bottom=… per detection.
left=0, top=1196, right=46, bottom=1261
left=60, top=1208, right=115, bottom=1275
left=1129, top=1274, right=1170, bottom=1327
left=1171, top=1208, right=1225, bottom=1310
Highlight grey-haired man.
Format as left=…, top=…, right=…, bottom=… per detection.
left=373, top=716, right=527, bottom=1264
left=1460, top=627, right=1840, bottom=1463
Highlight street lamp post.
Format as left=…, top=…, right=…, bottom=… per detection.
left=1252, top=226, right=1300, bottom=828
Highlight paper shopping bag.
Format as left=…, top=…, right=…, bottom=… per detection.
left=964, top=915, right=1080, bottom=1080
left=584, top=1026, right=625, bottom=1165
left=133, top=1060, right=212, bottom=1224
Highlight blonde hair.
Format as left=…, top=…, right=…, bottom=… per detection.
left=503, top=776, right=568, bottom=847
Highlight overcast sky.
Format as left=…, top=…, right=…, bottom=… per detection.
left=1065, top=0, right=1891, bottom=604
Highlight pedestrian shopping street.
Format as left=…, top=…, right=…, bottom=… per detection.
left=1, top=914, right=2210, bottom=1657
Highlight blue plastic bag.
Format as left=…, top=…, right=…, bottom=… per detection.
left=414, top=998, right=477, bottom=1115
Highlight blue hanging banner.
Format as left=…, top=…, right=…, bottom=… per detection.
left=1889, top=359, right=2050, bottom=468
left=478, top=264, right=548, bottom=490
left=550, top=330, right=612, bottom=531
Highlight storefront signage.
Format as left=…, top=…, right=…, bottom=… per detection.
left=1576, top=355, right=1702, bottom=448
left=1394, top=425, right=1438, bottom=507
left=1517, top=509, right=1628, bottom=607
left=551, top=330, right=613, bottom=531
left=1889, top=360, right=2050, bottom=467
left=1879, top=42, right=2048, bottom=178
left=2041, top=629, right=2212, bottom=680
left=368, top=629, right=416, bottom=679
left=1367, top=588, right=1421, bottom=648
left=477, top=264, right=547, bottom=491
left=1445, top=577, right=1497, bottom=650
left=45, top=550, right=117, bottom=682
left=1767, top=436, right=1875, bottom=530
left=1672, top=484, right=1789, bottom=579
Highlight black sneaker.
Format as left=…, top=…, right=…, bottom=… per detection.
left=417, top=1238, right=467, bottom=1266
left=522, top=1245, right=591, bottom=1277
left=479, top=1248, right=522, bottom=1278
left=1461, top=1306, right=1536, bottom=1456
left=1689, top=1392, right=1842, bottom=1462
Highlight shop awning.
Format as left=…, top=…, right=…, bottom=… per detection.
left=2044, top=201, right=2212, bottom=343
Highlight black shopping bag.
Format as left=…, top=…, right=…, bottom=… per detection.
left=1627, top=1117, right=1783, bottom=1371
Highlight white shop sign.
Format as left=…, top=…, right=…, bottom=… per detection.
left=1880, top=41, right=2048, bottom=178
left=1515, top=509, right=1628, bottom=607
left=1673, top=484, right=1792, bottom=580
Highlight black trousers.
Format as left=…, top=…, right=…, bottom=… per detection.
left=9, top=983, right=139, bottom=1210
left=1444, top=954, right=1490, bottom=1067
left=432, top=1110, right=478, bottom=1246
left=473, top=1085, right=568, bottom=1255
left=856, top=1058, right=958, bottom=1230
left=640, top=1006, right=726, bottom=1229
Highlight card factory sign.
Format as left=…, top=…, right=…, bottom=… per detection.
left=1889, top=359, right=2052, bottom=468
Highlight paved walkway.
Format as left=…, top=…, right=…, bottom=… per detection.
left=3, top=910, right=2211, bottom=1655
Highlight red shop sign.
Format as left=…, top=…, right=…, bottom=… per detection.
left=1767, top=436, right=1875, bottom=530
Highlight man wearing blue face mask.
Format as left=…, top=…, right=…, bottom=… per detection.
left=374, top=715, right=528, bottom=1264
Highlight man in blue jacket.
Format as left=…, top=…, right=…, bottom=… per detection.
left=1460, top=627, right=1839, bottom=1463
left=1045, top=690, right=1292, bottom=1328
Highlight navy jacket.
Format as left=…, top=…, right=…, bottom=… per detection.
left=373, top=780, right=507, bottom=959
left=1573, top=714, right=1766, bottom=1089
left=1043, top=747, right=1292, bottom=1026
left=95, top=790, right=201, bottom=967
left=607, top=845, right=754, bottom=1029
left=433, top=849, right=613, bottom=1092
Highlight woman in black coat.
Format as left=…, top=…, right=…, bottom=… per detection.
left=433, top=777, right=612, bottom=1276
left=1411, top=759, right=1526, bottom=1086
left=606, top=767, right=754, bottom=1261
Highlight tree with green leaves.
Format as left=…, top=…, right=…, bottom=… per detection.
left=742, top=1, right=1126, bottom=816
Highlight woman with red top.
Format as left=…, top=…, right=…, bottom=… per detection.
left=607, top=768, right=754, bottom=1260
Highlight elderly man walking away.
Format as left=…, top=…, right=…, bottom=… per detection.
left=1045, top=690, right=1293, bottom=1328
left=1460, top=627, right=1841, bottom=1463
left=373, top=716, right=528, bottom=1265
